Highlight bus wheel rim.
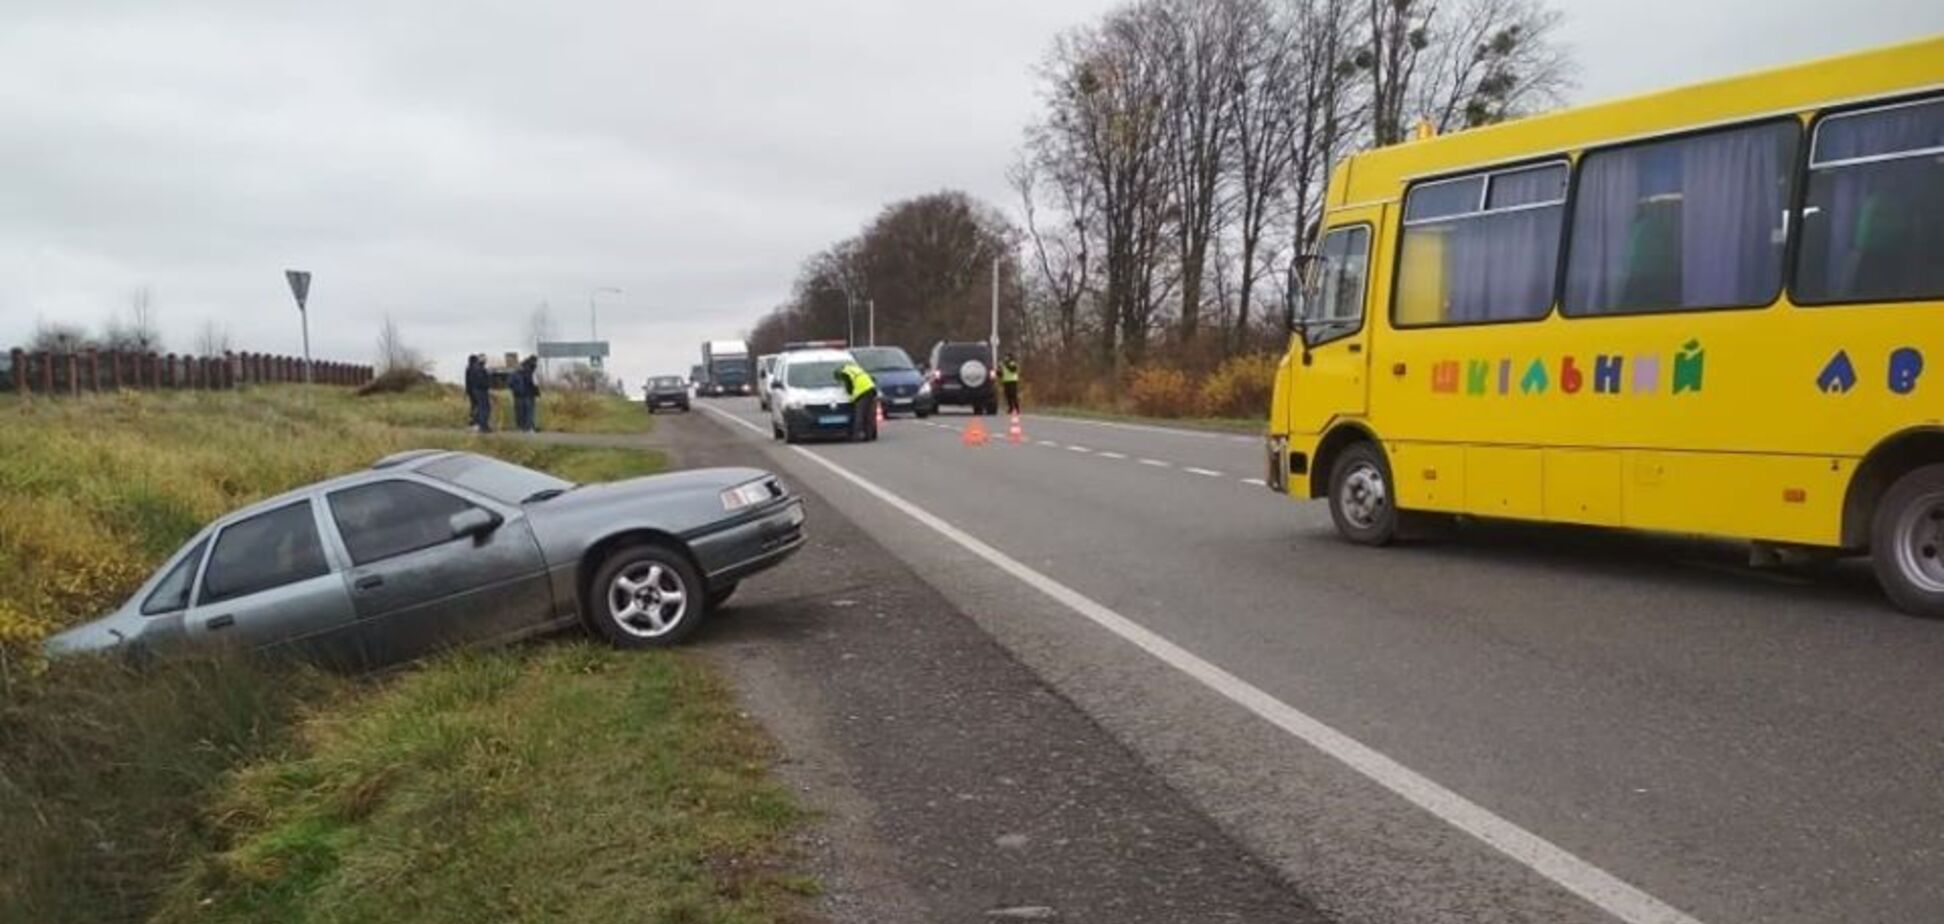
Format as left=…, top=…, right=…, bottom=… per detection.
left=1893, top=492, right=1944, bottom=594
left=1342, top=462, right=1388, bottom=530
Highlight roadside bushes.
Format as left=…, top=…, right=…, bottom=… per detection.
left=1126, top=365, right=1199, bottom=417
left=1197, top=354, right=1278, bottom=419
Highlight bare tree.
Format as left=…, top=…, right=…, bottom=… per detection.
left=1154, top=0, right=1246, bottom=350
left=1010, top=152, right=1094, bottom=357
left=375, top=315, right=427, bottom=375
left=1036, top=6, right=1174, bottom=364
left=102, top=286, right=164, bottom=353
left=193, top=320, right=232, bottom=357
left=1412, top=0, right=1573, bottom=133
left=30, top=321, right=95, bottom=354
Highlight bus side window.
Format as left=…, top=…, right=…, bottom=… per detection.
left=1795, top=95, right=1944, bottom=305
left=1563, top=120, right=1799, bottom=315
left=1394, top=162, right=1566, bottom=327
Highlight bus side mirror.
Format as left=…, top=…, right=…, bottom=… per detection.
left=1285, top=252, right=1325, bottom=344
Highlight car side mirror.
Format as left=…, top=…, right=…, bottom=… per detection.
left=449, top=508, right=503, bottom=541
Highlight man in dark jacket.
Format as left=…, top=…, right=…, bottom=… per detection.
left=510, top=356, right=541, bottom=432
left=464, top=354, right=492, bottom=432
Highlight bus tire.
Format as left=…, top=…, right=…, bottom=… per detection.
left=1328, top=442, right=1398, bottom=546
left=1870, top=464, right=1944, bottom=619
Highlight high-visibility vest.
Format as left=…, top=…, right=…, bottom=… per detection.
left=1000, top=362, right=1020, bottom=384
left=839, top=363, right=876, bottom=400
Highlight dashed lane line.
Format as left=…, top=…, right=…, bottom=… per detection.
left=698, top=402, right=1705, bottom=924
left=1139, top=458, right=1171, bottom=468
left=1184, top=467, right=1225, bottom=478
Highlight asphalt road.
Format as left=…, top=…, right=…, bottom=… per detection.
left=682, top=398, right=1944, bottom=924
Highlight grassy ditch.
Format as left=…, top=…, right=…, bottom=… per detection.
left=0, top=385, right=810, bottom=923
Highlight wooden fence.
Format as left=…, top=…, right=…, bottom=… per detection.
left=1, top=349, right=373, bottom=396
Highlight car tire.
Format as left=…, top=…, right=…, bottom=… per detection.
left=709, top=581, right=739, bottom=610
left=1871, top=464, right=1944, bottom=619
left=772, top=420, right=784, bottom=441
left=1328, top=442, right=1400, bottom=546
left=783, top=427, right=800, bottom=444
left=586, top=543, right=706, bottom=648
left=916, top=408, right=931, bottom=419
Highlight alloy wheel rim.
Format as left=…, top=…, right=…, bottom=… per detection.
left=1892, top=492, right=1944, bottom=594
left=1341, top=462, right=1388, bottom=530
left=608, top=561, right=689, bottom=638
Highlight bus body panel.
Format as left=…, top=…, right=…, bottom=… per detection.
left=1277, top=37, right=1943, bottom=551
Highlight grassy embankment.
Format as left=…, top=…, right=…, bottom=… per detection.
left=0, top=385, right=811, bottom=924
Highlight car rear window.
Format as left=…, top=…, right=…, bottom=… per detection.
left=420, top=454, right=572, bottom=504
left=937, top=344, right=990, bottom=366
left=784, top=360, right=846, bottom=388
left=851, top=347, right=914, bottom=372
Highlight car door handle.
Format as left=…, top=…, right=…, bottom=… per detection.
left=208, top=614, right=235, bottom=630
left=355, top=574, right=384, bottom=591
left=1348, top=343, right=1363, bottom=354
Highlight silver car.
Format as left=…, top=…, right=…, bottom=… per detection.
left=45, top=450, right=807, bottom=666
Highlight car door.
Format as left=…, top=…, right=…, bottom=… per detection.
left=182, top=497, right=362, bottom=665
left=325, top=478, right=552, bottom=665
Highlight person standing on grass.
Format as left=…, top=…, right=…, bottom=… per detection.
left=510, top=356, right=542, bottom=432
left=1000, top=354, right=1022, bottom=416
left=464, top=354, right=487, bottom=432
left=467, top=354, right=495, bottom=433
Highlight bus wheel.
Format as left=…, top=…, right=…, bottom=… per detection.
left=1872, top=464, right=1944, bottom=619
left=1328, top=442, right=1398, bottom=546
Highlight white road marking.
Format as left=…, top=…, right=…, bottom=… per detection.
left=1242, top=477, right=1267, bottom=486
left=700, top=402, right=1702, bottom=924
left=1097, top=451, right=1128, bottom=460
left=1066, top=445, right=1092, bottom=453
left=1037, top=440, right=1059, bottom=447
left=1138, top=458, right=1171, bottom=468
left=1184, top=467, right=1225, bottom=478
left=1032, top=414, right=1260, bottom=443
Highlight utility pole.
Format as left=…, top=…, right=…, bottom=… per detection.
left=868, top=299, right=876, bottom=346
left=989, top=255, right=1000, bottom=360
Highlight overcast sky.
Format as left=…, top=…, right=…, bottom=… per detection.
left=4, top=1, right=1937, bottom=392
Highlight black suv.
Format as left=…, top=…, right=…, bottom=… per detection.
left=925, top=341, right=997, bottom=415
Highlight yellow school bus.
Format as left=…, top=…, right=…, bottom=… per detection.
left=1266, top=36, right=1944, bottom=616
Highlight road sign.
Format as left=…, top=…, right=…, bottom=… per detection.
left=284, top=270, right=311, bottom=312
left=537, top=340, right=610, bottom=359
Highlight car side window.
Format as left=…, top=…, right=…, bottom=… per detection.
left=201, top=501, right=330, bottom=604
left=329, top=480, right=479, bottom=567
left=141, top=537, right=209, bottom=615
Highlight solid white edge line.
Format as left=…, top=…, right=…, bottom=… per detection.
left=700, top=403, right=1703, bottom=924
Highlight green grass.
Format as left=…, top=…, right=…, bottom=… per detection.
left=152, top=645, right=811, bottom=924
left=0, top=384, right=808, bottom=924
left=1035, top=404, right=1264, bottom=435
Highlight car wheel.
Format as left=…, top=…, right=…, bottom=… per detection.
left=1328, top=442, right=1399, bottom=546
left=772, top=420, right=784, bottom=441
left=916, top=408, right=931, bottom=419
left=586, top=544, right=705, bottom=648
left=709, top=582, right=739, bottom=610
left=783, top=426, right=800, bottom=444
left=1872, top=464, right=1944, bottom=619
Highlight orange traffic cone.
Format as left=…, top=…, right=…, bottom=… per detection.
left=1007, top=412, right=1023, bottom=444
left=876, top=400, right=886, bottom=427
left=962, top=418, right=989, bottom=447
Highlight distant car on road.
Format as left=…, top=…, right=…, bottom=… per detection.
left=756, top=353, right=780, bottom=411
left=768, top=348, right=858, bottom=443
left=45, top=450, right=806, bottom=665
left=645, top=375, right=691, bottom=413
left=851, top=346, right=933, bottom=418
left=926, top=341, right=996, bottom=415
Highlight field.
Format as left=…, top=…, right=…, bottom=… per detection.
left=0, top=384, right=811, bottom=923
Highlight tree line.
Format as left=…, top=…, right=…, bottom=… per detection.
left=763, top=0, right=1571, bottom=401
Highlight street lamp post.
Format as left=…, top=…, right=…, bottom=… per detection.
left=588, top=286, right=621, bottom=342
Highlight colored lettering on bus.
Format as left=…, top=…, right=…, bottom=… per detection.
left=1888, top=347, right=1924, bottom=395
left=1818, top=350, right=1858, bottom=394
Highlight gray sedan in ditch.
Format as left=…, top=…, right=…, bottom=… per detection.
left=44, top=450, right=806, bottom=666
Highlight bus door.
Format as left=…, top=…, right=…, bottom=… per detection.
left=1288, top=209, right=1382, bottom=438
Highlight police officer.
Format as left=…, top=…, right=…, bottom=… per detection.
left=1000, top=354, right=1022, bottom=416
left=834, top=360, right=879, bottom=442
